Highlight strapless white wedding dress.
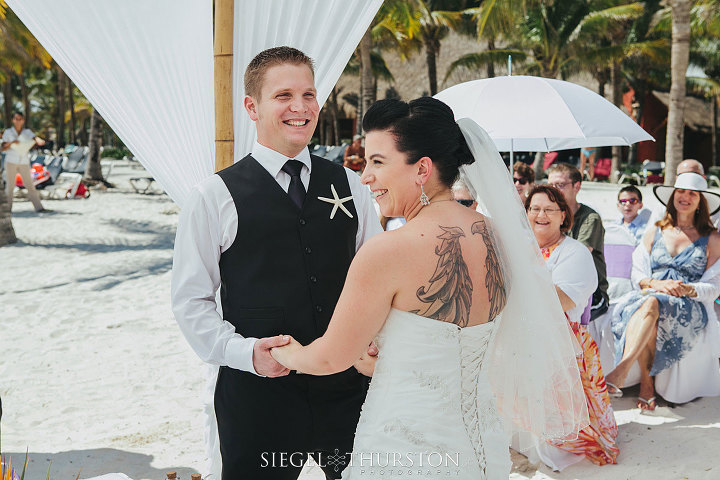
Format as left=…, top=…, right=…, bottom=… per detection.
left=342, top=308, right=511, bottom=479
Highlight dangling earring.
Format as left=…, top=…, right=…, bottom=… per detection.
left=420, top=183, right=430, bottom=206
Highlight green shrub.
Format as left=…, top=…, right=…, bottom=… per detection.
left=101, top=147, right=131, bottom=159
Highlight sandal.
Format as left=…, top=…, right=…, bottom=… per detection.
left=637, top=396, right=656, bottom=411
left=606, top=381, right=623, bottom=398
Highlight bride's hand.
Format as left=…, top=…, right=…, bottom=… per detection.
left=270, top=335, right=303, bottom=370
left=354, top=342, right=379, bottom=377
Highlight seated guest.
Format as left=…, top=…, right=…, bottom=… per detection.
left=452, top=180, right=478, bottom=210
left=343, top=134, right=366, bottom=172
left=606, top=172, right=720, bottom=410
left=513, top=161, right=535, bottom=200
left=548, top=163, right=608, bottom=320
left=646, top=159, right=720, bottom=231
left=617, top=185, right=651, bottom=244
left=525, top=185, right=619, bottom=470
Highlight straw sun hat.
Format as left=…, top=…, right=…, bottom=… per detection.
left=653, top=172, right=720, bottom=215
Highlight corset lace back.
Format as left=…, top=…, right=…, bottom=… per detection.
left=343, top=309, right=511, bottom=480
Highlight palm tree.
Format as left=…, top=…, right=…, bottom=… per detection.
left=85, top=108, right=106, bottom=183
left=344, top=46, right=394, bottom=135
left=685, top=0, right=720, bottom=166
left=0, top=5, right=51, bottom=121
left=381, top=0, right=473, bottom=95
left=0, top=2, right=49, bottom=247
left=447, top=0, right=522, bottom=78
left=572, top=1, right=666, bottom=178
left=665, top=0, right=693, bottom=185
left=0, top=1, right=16, bottom=246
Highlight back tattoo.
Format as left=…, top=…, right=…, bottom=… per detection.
left=414, top=220, right=506, bottom=326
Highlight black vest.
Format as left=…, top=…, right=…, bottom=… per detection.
left=217, top=154, right=358, bottom=346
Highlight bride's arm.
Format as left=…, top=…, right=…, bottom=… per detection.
left=271, top=236, right=398, bottom=375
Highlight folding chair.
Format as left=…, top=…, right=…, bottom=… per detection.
left=589, top=223, right=639, bottom=373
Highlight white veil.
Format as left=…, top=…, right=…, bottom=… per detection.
left=457, top=118, right=589, bottom=443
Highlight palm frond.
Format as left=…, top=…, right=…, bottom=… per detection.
left=445, top=49, right=528, bottom=81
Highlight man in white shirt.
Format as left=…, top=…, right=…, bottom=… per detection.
left=1, top=112, right=47, bottom=212
left=171, top=47, right=382, bottom=479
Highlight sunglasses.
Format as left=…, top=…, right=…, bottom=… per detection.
left=513, top=177, right=528, bottom=185
left=456, top=199, right=475, bottom=207
left=618, top=198, right=640, bottom=205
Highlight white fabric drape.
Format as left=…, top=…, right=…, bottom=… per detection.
left=232, top=0, right=383, bottom=159
left=7, top=0, right=215, bottom=207
left=9, top=0, right=383, bottom=207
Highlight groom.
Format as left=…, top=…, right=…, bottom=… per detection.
left=171, top=46, right=382, bottom=479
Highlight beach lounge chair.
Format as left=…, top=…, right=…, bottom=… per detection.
left=323, top=144, right=348, bottom=165
left=63, top=147, right=89, bottom=174
left=129, top=176, right=157, bottom=194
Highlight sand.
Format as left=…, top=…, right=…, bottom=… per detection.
left=1, top=164, right=718, bottom=480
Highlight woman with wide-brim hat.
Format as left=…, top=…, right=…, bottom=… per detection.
left=606, top=172, right=720, bottom=410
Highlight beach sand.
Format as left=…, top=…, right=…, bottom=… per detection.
left=1, top=164, right=718, bottom=480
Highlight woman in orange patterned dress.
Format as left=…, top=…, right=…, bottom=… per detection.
left=525, top=185, right=619, bottom=470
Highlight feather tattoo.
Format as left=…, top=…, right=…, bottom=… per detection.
left=416, top=226, right=473, bottom=327
left=471, top=219, right=506, bottom=321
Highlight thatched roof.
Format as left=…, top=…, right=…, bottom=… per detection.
left=653, top=91, right=713, bottom=132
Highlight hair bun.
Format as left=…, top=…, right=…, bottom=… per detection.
left=456, top=127, right=475, bottom=167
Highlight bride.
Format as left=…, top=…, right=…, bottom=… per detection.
left=271, top=97, right=588, bottom=479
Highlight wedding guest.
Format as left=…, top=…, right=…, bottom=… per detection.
left=1, top=111, right=48, bottom=212
left=343, top=134, right=365, bottom=172
left=548, top=163, right=608, bottom=320
left=513, top=161, right=534, bottom=200
left=452, top=179, right=478, bottom=210
left=606, top=173, right=720, bottom=410
left=525, top=184, right=619, bottom=470
left=646, top=159, right=720, bottom=231
left=617, top=185, right=651, bottom=244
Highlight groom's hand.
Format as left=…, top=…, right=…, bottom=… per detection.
left=354, top=342, right=379, bottom=377
left=253, top=335, right=291, bottom=377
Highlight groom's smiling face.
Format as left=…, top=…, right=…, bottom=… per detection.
left=244, top=63, right=319, bottom=158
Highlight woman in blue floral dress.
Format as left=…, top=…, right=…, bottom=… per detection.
left=606, top=173, right=720, bottom=410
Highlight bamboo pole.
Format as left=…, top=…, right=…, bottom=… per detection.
left=214, top=0, right=234, bottom=172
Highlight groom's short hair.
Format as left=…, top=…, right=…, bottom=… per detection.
left=244, top=46, right=315, bottom=99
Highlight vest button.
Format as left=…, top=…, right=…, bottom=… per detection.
left=315, top=305, right=323, bottom=313
left=310, top=275, right=317, bottom=283
left=299, top=218, right=307, bottom=226
left=305, top=247, right=312, bottom=254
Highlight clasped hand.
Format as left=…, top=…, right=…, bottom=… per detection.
left=650, top=278, right=695, bottom=297
left=267, top=335, right=379, bottom=376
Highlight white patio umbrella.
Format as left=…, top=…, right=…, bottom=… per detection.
left=434, top=75, right=654, bottom=159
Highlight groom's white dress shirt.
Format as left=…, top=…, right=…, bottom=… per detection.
left=171, top=141, right=382, bottom=375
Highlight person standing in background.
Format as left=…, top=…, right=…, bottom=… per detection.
left=1, top=111, right=48, bottom=213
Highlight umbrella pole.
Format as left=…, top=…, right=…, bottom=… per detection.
left=214, top=0, right=234, bottom=172
left=510, top=139, right=514, bottom=172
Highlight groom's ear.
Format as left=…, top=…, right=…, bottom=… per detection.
left=244, top=95, right=259, bottom=121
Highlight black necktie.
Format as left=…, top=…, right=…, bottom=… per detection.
left=281, top=159, right=306, bottom=209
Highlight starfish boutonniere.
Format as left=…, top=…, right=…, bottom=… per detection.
left=318, top=184, right=354, bottom=219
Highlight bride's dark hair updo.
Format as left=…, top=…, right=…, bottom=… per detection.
left=362, top=97, right=475, bottom=188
